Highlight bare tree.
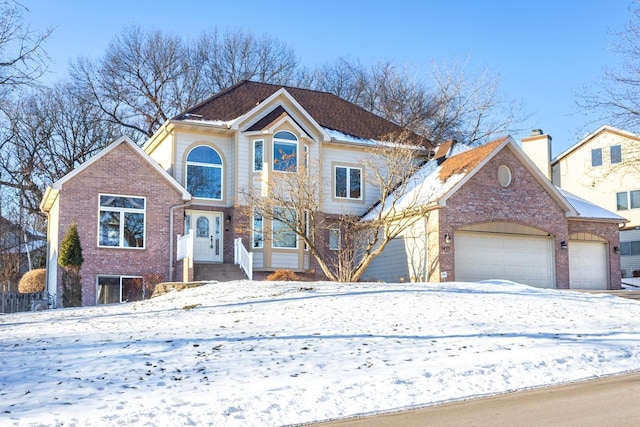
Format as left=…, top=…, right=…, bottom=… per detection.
left=240, top=137, right=439, bottom=282
left=308, top=58, right=523, bottom=147
left=578, top=6, right=640, bottom=132
left=70, top=26, right=193, bottom=140
left=0, top=83, right=120, bottom=216
left=70, top=26, right=300, bottom=142
left=0, top=1, right=51, bottom=104
left=194, top=27, right=299, bottom=93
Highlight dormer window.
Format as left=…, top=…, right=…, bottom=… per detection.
left=186, top=146, right=223, bottom=200
left=273, top=131, right=298, bottom=172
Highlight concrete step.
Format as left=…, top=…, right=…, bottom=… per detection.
left=194, top=263, right=247, bottom=282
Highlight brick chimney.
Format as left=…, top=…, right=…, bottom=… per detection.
left=521, top=129, right=552, bottom=180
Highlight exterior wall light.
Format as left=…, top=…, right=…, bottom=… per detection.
left=560, top=241, right=568, bottom=250
left=614, top=246, right=621, bottom=254
left=444, top=233, right=451, bottom=244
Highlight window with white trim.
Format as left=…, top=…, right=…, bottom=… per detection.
left=186, top=145, right=223, bottom=200
left=253, top=212, right=263, bottom=248
left=611, top=145, right=622, bottom=164
left=273, top=131, right=298, bottom=172
left=335, top=165, right=362, bottom=199
left=621, top=241, right=640, bottom=256
left=591, top=148, right=603, bottom=167
left=254, top=140, right=264, bottom=172
left=272, top=208, right=297, bottom=248
left=98, top=195, right=145, bottom=248
left=617, top=190, right=640, bottom=210
left=329, top=228, right=341, bottom=251
left=97, top=275, right=144, bottom=304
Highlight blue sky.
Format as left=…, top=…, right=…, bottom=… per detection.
left=24, top=0, right=633, bottom=156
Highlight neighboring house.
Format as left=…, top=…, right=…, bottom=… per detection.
left=539, top=125, right=640, bottom=277
left=0, top=216, right=46, bottom=291
left=40, top=81, right=626, bottom=307
left=364, top=137, right=625, bottom=290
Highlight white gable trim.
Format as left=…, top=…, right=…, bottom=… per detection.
left=41, top=136, right=190, bottom=212
left=552, top=125, right=640, bottom=165
left=231, top=88, right=331, bottom=142
left=439, top=137, right=578, bottom=217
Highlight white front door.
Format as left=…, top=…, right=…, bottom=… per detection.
left=189, top=211, right=223, bottom=262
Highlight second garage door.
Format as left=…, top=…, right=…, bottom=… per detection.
left=455, top=232, right=555, bottom=288
left=569, top=241, right=608, bottom=289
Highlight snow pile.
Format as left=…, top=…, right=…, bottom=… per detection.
left=2, top=280, right=640, bottom=426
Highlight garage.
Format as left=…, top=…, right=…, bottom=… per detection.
left=455, top=229, right=555, bottom=288
left=569, top=240, right=608, bottom=289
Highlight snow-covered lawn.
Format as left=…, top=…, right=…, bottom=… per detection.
left=2, top=280, right=640, bottom=426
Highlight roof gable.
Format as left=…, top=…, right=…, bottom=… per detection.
left=438, top=137, right=576, bottom=215
left=552, top=125, right=640, bottom=164
left=41, top=136, right=190, bottom=212
left=175, top=80, right=431, bottom=146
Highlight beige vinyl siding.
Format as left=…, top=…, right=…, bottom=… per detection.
left=175, top=132, right=234, bottom=206
left=556, top=131, right=640, bottom=227
left=146, top=135, right=174, bottom=174
left=271, top=252, right=299, bottom=269
left=46, top=196, right=60, bottom=302
left=320, top=144, right=380, bottom=216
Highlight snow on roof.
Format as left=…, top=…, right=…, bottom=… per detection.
left=362, top=160, right=466, bottom=221
left=558, top=188, right=627, bottom=221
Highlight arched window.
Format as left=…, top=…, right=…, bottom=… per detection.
left=186, top=146, right=223, bottom=200
left=273, top=131, right=298, bottom=172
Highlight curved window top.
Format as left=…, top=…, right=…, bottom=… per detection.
left=187, top=146, right=222, bottom=164
left=274, top=131, right=297, bottom=141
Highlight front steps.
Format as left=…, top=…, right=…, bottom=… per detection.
left=193, top=263, right=248, bottom=282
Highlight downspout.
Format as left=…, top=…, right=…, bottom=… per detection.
left=169, top=201, right=191, bottom=282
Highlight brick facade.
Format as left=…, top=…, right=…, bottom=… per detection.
left=438, top=146, right=621, bottom=289
left=55, top=143, right=186, bottom=306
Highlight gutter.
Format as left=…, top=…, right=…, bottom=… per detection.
left=169, top=201, right=192, bottom=282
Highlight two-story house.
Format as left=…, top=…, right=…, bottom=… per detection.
left=41, top=82, right=626, bottom=307
left=544, top=126, right=640, bottom=277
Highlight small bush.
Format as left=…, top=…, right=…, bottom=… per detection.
left=18, top=268, right=46, bottom=293
left=266, top=269, right=301, bottom=281
left=634, top=270, right=640, bottom=278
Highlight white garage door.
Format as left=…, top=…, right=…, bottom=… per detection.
left=455, top=232, right=555, bottom=288
left=569, top=241, right=608, bottom=289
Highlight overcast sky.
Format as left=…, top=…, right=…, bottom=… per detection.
left=24, top=0, right=633, bottom=156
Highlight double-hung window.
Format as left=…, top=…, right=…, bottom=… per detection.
left=273, top=131, right=298, bottom=172
left=611, top=145, right=622, bottom=164
left=186, top=146, right=223, bottom=200
left=591, top=148, right=603, bottom=167
left=335, top=166, right=362, bottom=199
left=98, top=195, right=145, bottom=248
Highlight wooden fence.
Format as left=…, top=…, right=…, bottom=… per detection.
left=1, top=288, right=47, bottom=314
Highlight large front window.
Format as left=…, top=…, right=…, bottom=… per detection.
left=335, top=166, right=362, bottom=199
left=99, top=195, right=145, bottom=248
left=186, top=146, right=223, bottom=200
left=273, top=131, right=298, bottom=172
left=97, top=275, right=144, bottom=304
left=272, top=208, right=297, bottom=248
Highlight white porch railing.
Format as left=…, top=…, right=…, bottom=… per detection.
left=177, top=229, right=194, bottom=264
left=234, top=237, right=253, bottom=280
